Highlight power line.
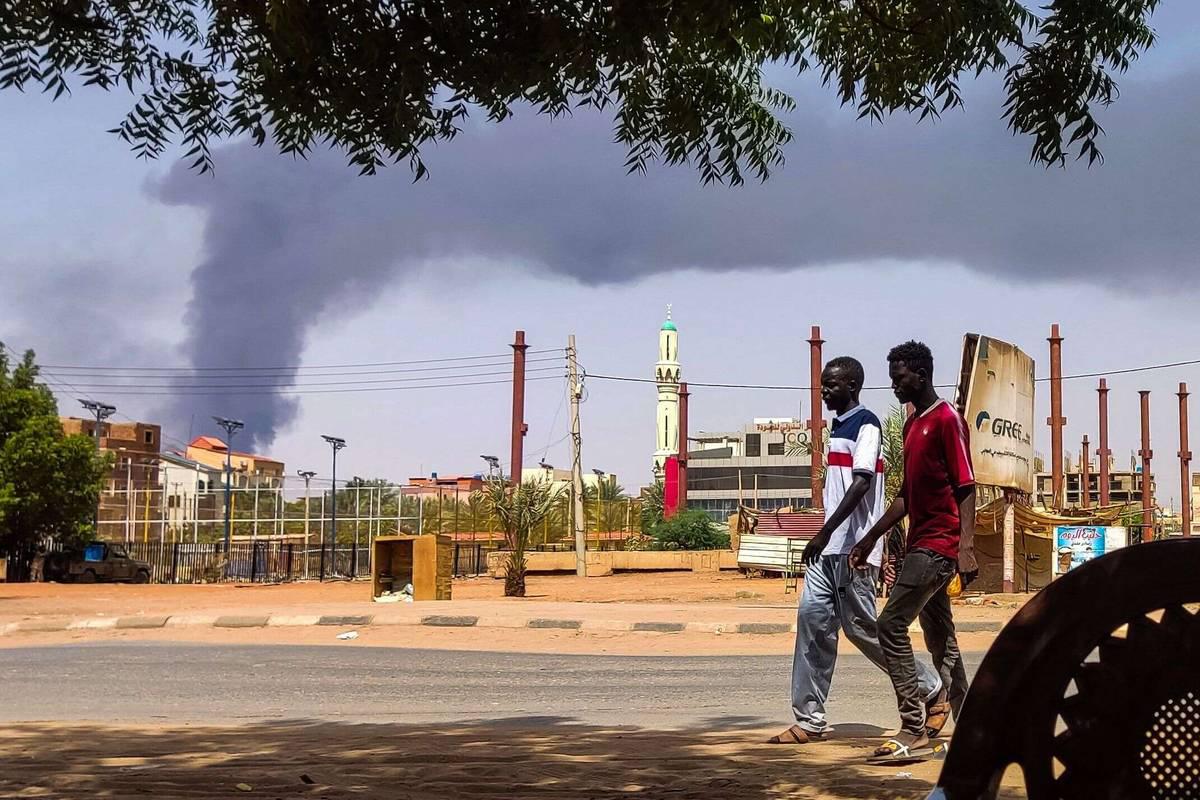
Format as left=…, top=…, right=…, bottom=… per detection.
left=41, top=349, right=565, bottom=374
left=585, top=355, right=1200, bottom=392
left=60, top=365, right=564, bottom=390
left=57, top=375, right=563, bottom=397
left=39, top=356, right=565, bottom=381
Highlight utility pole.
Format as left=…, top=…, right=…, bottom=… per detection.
left=1080, top=436, right=1091, bottom=509
left=1002, top=490, right=1015, bottom=593
left=298, top=470, right=316, bottom=558
left=807, top=326, right=825, bottom=510
left=321, top=436, right=347, bottom=581
left=1098, top=379, right=1112, bottom=506
left=79, top=399, right=116, bottom=535
left=1047, top=325, right=1066, bottom=510
left=1178, top=383, right=1192, bottom=538
left=568, top=335, right=586, bottom=576
left=213, top=416, right=244, bottom=556
left=1139, top=391, right=1153, bottom=543
left=510, top=330, right=529, bottom=484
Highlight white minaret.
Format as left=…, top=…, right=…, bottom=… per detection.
left=653, top=305, right=681, bottom=476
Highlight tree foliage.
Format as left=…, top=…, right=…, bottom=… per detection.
left=2, top=1, right=1159, bottom=183
left=584, top=476, right=628, bottom=535
left=640, top=479, right=665, bottom=533
left=881, top=405, right=907, bottom=508
left=478, top=478, right=557, bottom=596
left=0, top=345, right=109, bottom=559
left=651, top=509, right=730, bottom=551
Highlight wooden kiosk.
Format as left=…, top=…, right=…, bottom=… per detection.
left=371, top=534, right=453, bottom=601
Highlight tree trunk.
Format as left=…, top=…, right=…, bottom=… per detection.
left=504, top=547, right=527, bottom=597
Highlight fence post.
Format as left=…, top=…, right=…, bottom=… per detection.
left=171, top=543, right=180, bottom=585
left=286, top=543, right=294, bottom=582
left=250, top=542, right=259, bottom=583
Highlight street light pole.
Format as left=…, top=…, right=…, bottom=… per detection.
left=212, top=417, right=244, bottom=557
left=79, top=399, right=116, bottom=535
left=321, top=436, right=347, bottom=581
left=298, top=470, right=316, bottom=568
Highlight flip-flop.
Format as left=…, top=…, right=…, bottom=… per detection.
left=868, top=738, right=945, bottom=765
left=926, top=690, right=951, bottom=738
left=767, top=724, right=822, bottom=744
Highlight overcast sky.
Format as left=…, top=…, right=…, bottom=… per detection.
left=3, top=5, right=1199, bottom=506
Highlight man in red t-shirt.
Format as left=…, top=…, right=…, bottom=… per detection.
left=851, top=340, right=977, bottom=761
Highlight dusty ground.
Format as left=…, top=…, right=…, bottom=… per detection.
left=0, top=571, right=1030, bottom=621
left=0, top=720, right=1026, bottom=800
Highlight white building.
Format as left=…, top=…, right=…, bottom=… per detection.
left=653, top=306, right=681, bottom=477
left=520, top=466, right=617, bottom=496
left=158, top=451, right=224, bottom=537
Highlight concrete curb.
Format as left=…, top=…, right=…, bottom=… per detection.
left=115, top=616, right=169, bottom=630
left=214, top=615, right=270, bottom=628
left=0, top=612, right=1003, bottom=637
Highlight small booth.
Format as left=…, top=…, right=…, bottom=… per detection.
left=371, top=534, right=453, bottom=601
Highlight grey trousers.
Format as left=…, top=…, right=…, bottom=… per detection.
left=877, top=547, right=970, bottom=735
left=792, top=554, right=942, bottom=734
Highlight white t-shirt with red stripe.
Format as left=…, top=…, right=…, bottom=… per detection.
left=822, top=404, right=886, bottom=566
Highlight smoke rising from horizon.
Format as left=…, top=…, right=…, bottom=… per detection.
left=151, top=69, right=1200, bottom=449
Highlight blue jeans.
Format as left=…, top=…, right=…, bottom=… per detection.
left=792, top=553, right=942, bottom=733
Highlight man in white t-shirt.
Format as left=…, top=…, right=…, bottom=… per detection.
left=769, top=356, right=942, bottom=744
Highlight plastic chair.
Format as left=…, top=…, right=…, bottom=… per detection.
left=926, top=538, right=1200, bottom=799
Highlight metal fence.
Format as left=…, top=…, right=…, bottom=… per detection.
left=93, top=481, right=643, bottom=549
left=113, top=540, right=494, bottom=583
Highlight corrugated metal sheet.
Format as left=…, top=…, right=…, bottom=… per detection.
left=736, top=533, right=806, bottom=573
left=753, top=511, right=824, bottom=538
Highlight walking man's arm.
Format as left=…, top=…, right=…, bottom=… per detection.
left=850, top=496, right=905, bottom=570
left=956, top=484, right=978, bottom=582
left=803, top=474, right=871, bottom=566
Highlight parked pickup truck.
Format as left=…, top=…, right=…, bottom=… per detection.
left=46, top=542, right=152, bottom=584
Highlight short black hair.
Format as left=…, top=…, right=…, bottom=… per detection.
left=824, top=356, right=865, bottom=389
left=887, top=340, right=934, bottom=377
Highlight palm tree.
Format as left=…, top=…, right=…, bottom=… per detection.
left=479, top=478, right=556, bottom=597
left=881, top=405, right=907, bottom=507
left=640, top=480, right=664, bottom=534
left=585, top=476, right=629, bottom=537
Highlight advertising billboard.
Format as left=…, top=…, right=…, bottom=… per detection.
left=956, top=334, right=1036, bottom=493
left=1054, top=526, right=1129, bottom=575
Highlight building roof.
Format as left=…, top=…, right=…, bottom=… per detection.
left=661, top=319, right=677, bottom=332
left=159, top=451, right=224, bottom=474
left=188, top=436, right=282, bottom=466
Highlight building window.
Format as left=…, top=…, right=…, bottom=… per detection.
left=745, top=433, right=761, bottom=458
left=767, top=442, right=785, bottom=456
left=144, top=430, right=155, bottom=445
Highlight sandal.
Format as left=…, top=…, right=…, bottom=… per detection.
left=869, top=732, right=929, bottom=763
left=925, top=689, right=951, bottom=738
left=767, top=724, right=823, bottom=744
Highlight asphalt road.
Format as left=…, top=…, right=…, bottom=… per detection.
left=0, top=643, right=982, bottom=729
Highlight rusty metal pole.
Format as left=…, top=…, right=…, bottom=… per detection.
left=510, top=331, right=529, bottom=485
left=1139, top=390, right=1153, bottom=543
left=808, top=326, right=825, bottom=510
left=1080, top=435, right=1091, bottom=509
left=1178, top=382, right=1192, bottom=538
left=1098, top=378, right=1111, bottom=507
left=677, top=382, right=689, bottom=514
left=1047, top=324, right=1066, bottom=510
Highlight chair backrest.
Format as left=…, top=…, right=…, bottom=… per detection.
left=928, top=538, right=1200, bottom=800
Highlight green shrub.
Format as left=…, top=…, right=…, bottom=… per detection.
left=650, top=510, right=730, bottom=551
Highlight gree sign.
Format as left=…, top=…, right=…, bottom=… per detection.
left=957, top=334, right=1036, bottom=493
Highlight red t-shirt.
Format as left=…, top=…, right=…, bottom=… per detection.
left=901, top=399, right=975, bottom=560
